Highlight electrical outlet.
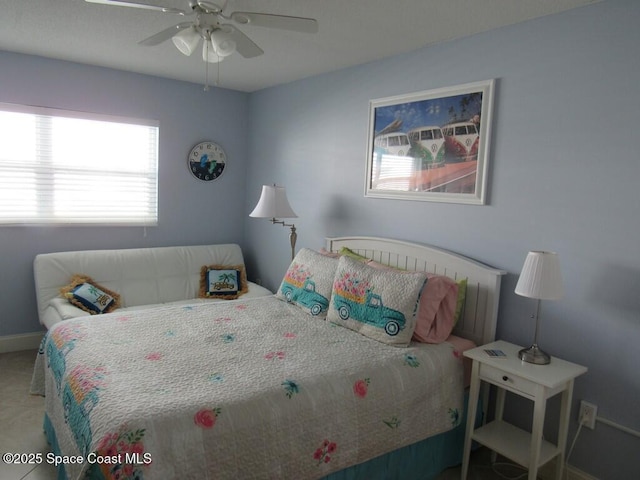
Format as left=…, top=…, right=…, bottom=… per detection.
left=579, top=400, right=597, bottom=429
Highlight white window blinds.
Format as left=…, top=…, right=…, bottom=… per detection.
left=0, top=103, right=159, bottom=225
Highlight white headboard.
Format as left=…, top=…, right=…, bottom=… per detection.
left=326, top=236, right=506, bottom=346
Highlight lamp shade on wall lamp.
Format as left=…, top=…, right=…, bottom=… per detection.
left=250, top=185, right=298, bottom=260
left=249, top=185, right=297, bottom=219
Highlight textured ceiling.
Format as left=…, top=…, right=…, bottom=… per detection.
left=0, top=0, right=598, bottom=92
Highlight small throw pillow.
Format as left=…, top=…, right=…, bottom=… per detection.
left=338, top=247, right=370, bottom=262
left=328, top=256, right=427, bottom=347
left=454, top=278, right=468, bottom=325
left=59, top=275, right=120, bottom=315
left=276, top=248, right=338, bottom=317
left=199, top=264, right=248, bottom=300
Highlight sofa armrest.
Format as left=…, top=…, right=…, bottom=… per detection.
left=245, top=282, right=274, bottom=299
left=51, top=297, right=91, bottom=320
left=41, top=297, right=91, bottom=329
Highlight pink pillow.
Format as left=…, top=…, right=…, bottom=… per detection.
left=318, top=248, right=340, bottom=258
left=414, top=273, right=458, bottom=343
left=366, top=260, right=458, bottom=343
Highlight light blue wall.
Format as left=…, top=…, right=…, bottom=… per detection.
left=244, top=0, right=640, bottom=478
left=0, top=51, right=250, bottom=336
left=1, top=0, right=638, bottom=477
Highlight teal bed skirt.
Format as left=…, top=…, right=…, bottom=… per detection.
left=323, top=391, right=479, bottom=480
left=322, top=422, right=466, bottom=480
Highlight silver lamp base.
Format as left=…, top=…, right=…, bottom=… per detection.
left=519, top=344, right=550, bottom=365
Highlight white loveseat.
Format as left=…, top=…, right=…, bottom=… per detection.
left=33, top=244, right=273, bottom=330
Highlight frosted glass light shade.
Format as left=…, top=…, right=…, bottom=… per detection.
left=172, top=28, right=200, bottom=56
left=210, top=28, right=236, bottom=57
left=515, top=251, right=564, bottom=300
left=249, top=185, right=297, bottom=219
left=202, top=40, right=221, bottom=63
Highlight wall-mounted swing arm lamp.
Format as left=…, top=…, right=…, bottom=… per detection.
left=249, top=185, right=298, bottom=260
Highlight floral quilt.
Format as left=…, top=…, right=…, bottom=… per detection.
left=34, top=296, right=464, bottom=480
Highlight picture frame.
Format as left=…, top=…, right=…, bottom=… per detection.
left=365, top=79, right=495, bottom=205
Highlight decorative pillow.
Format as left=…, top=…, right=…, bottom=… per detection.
left=59, top=274, right=121, bottom=315
left=454, top=278, right=468, bottom=325
left=366, top=260, right=459, bottom=343
left=276, top=248, right=338, bottom=317
left=318, top=248, right=340, bottom=258
left=199, top=264, right=248, bottom=300
left=414, top=273, right=459, bottom=343
left=328, top=256, right=427, bottom=347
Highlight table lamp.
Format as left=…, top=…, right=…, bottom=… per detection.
left=514, top=251, right=564, bottom=365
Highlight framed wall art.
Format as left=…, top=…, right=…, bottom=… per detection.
left=364, top=79, right=495, bottom=205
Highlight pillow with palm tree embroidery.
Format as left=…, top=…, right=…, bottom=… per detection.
left=199, top=264, right=248, bottom=300
left=59, top=274, right=121, bottom=315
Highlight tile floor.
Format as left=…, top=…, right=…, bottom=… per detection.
left=0, top=349, right=521, bottom=480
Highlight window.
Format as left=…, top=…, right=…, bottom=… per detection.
left=422, top=129, right=442, bottom=140
left=0, top=103, right=159, bottom=225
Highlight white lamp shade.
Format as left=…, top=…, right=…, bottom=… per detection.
left=210, top=27, right=236, bottom=57
left=202, top=40, right=221, bottom=63
left=172, top=27, right=200, bottom=56
left=515, top=251, right=564, bottom=300
left=250, top=185, right=297, bottom=219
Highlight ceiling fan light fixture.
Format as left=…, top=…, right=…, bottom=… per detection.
left=210, top=28, right=236, bottom=57
left=172, top=27, right=201, bottom=56
left=202, top=39, right=222, bottom=63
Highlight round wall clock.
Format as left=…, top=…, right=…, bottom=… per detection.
left=188, top=141, right=227, bottom=181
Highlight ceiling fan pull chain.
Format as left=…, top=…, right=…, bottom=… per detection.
left=204, top=40, right=210, bottom=91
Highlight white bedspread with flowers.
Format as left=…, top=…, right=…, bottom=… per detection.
left=34, top=296, right=463, bottom=480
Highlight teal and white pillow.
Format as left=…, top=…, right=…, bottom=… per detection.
left=328, top=256, right=427, bottom=347
left=276, top=248, right=338, bottom=317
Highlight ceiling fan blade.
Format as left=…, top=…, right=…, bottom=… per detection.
left=225, top=25, right=264, bottom=58
left=85, top=0, right=186, bottom=15
left=139, top=22, right=193, bottom=46
left=229, top=12, right=318, bottom=33
left=196, top=1, right=226, bottom=14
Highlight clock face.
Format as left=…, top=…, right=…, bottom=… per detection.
left=188, top=141, right=227, bottom=181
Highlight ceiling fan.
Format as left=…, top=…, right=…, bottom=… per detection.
left=85, top=0, right=318, bottom=64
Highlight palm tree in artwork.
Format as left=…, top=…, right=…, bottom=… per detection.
left=214, top=272, right=236, bottom=290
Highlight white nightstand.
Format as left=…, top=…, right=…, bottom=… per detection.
left=461, top=340, right=587, bottom=480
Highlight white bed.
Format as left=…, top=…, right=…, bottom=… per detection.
left=34, top=236, right=505, bottom=480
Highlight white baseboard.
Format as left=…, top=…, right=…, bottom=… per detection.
left=539, top=459, right=599, bottom=480
left=0, top=332, right=44, bottom=353
left=564, top=464, right=600, bottom=480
